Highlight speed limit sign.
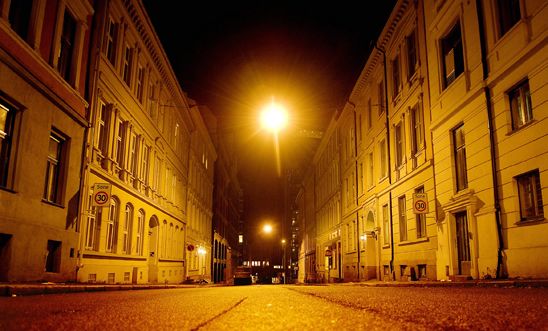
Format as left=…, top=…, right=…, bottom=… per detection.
left=413, top=193, right=429, bottom=214
left=92, top=183, right=111, bottom=207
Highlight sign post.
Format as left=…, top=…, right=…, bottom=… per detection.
left=92, top=183, right=111, bottom=207
left=413, top=193, right=429, bottom=214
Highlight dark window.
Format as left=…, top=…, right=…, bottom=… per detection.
left=58, top=10, right=77, bottom=82
left=97, top=102, right=109, bottom=156
left=509, top=79, right=533, bottom=130
left=441, top=22, right=464, bottom=88
left=395, top=122, right=404, bottom=167
left=452, top=124, right=468, bottom=191
left=407, top=29, right=418, bottom=78
left=378, top=81, right=385, bottom=116
left=104, top=17, right=117, bottom=65
left=410, top=104, right=424, bottom=155
left=497, top=0, right=521, bottom=37
left=45, top=240, right=61, bottom=273
left=122, top=44, right=133, bottom=86
left=516, top=170, right=544, bottom=221
left=0, top=101, right=17, bottom=189
left=398, top=195, right=407, bottom=241
left=392, top=56, right=401, bottom=97
left=415, top=186, right=427, bottom=238
left=8, top=0, right=33, bottom=41
left=43, top=131, right=66, bottom=204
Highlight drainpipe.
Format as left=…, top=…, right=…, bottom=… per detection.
left=373, top=42, right=394, bottom=280
left=348, top=101, right=361, bottom=282
left=475, top=0, right=505, bottom=279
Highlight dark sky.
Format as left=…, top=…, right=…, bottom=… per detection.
left=142, top=1, right=397, bottom=237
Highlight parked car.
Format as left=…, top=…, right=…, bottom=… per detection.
left=233, top=266, right=252, bottom=285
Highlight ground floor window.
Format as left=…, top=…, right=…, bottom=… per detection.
left=45, top=240, right=61, bottom=273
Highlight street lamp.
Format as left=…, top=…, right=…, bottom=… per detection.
left=260, top=100, right=288, bottom=177
left=263, top=223, right=273, bottom=234
left=198, top=246, right=206, bottom=283
left=281, top=239, right=286, bottom=284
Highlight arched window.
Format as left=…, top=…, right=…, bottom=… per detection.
left=169, top=223, right=174, bottom=258
left=136, top=209, right=145, bottom=255
left=175, top=225, right=180, bottom=257
left=123, top=203, right=134, bottom=254
left=106, top=197, right=119, bottom=252
left=162, top=220, right=168, bottom=258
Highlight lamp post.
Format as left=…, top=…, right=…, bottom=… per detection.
left=281, top=239, right=286, bottom=284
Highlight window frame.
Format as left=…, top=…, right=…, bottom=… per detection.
left=508, top=79, right=533, bottom=131
left=516, top=169, right=544, bottom=222
left=0, top=98, right=20, bottom=190
left=410, top=103, right=424, bottom=155
left=398, top=195, right=407, bottom=242
left=391, top=54, right=401, bottom=98
left=394, top=121, right=405, bottom=168
left=496, top=0, right=521, bottom=38
left=43, top=130, right=67, bottom=205
left=440, top=21, right=464, bottom=89
left=406, top=28, right=418, bottom=79
left=105, top=197, right=119, bottom=253
left=382, top=204, right=390, bottom=245
left=452, top=123, right=468, bottom=192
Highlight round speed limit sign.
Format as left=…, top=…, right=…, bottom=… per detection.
left=413, top=193, right=429, bottom=214
left=92, top=183, right=111, bottom=207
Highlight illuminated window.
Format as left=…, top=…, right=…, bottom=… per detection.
left=44, top=131, right=66, bottom=204
left=509, top=79, right=533, bottom=130
left=0, top=100, right=18, bottom=189
left=398, top=195, right=407, bottom=242
left=452, top=124, right=468, bottom=192
left=516, top=170, right=544, bottom=221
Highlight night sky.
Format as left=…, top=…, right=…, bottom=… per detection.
left=142, top=1, right=397, bottom=237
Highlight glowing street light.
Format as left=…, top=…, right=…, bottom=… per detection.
left=260, top=100, right=288, bottom=177
left=263, top=223, right=273, bottom=234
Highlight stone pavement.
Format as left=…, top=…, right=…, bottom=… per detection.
left=2, top=279, right=547, bottom=297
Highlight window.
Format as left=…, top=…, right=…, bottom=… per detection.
left=395, top=122, right=404, bottom=168
left=148, top=82, right=156, bottom=118
left=415, top=186, right=427, bottom=238
left=516, top=170, right=544, bottom=221
left=359, top=162, right=364, bottom=194
left=108, top=273, right=115, bottom=284
left=497, top=0, right=521, bottom=37
left=105, top=198, right=119, bottom=252
left=44, top=131, right=66, bottom=204
left=85, top=194, right=101, bottom=251
left=367, top=99, right=372, bottom=130
left=398, top=195, right=407, bottom=242
left=8, top=0, right=33, bottom=42
left=410, top=104, right=424, bottom=155
left=45, top=240, right=61, bottom=273
left=367, top=152, right=374, bottom=188
left=122, top=44, right=133, bottom=86
left=136, top=210, right=145, bottom=255
left=97, top=101, right=109, bottom=156
left=441, top=22, right=464, bottom=88
left=104, top=16, right=117, bottom=65
left=123, top=204, right=133, bottom=254
left=509, top=79, right=533, bottom=130
left=452, top=124, right=468, bottom=191
left=58, top=10, right=77, bottom=82
left=141, top=145, right=150, bottom=184
left=114, top=119, right=125, bottom=167
left=128, top=133, right=138, bottom=175
left=392, top=55, right=401, bottom=97
left=379, top=139, right=387, bottom=179
left=0, top=100, right=18, bottom=189
left=378, top=81, right=385, bottom=116
left=382, top=204, right=389, bottom=245
left=406, top=29, right=418, bottom=78
left=136, top=65, right=145, bottom=102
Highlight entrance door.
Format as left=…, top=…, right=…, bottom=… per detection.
left=0, top=234, right=12, bottom=281
left=455, top=212, right=471, bottom=275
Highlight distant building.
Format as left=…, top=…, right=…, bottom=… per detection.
left=185, top=102, right=216, bottom=283
left=0, top=0, right=94, bottom=282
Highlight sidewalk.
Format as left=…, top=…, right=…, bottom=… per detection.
left=2, top=278, right=548, bottom=297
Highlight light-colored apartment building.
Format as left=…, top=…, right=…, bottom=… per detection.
left=0, top=0, right=94, bottom=282
left=77, top=0, right=198, bottom=284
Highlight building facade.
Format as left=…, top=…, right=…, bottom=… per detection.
left=0, top=0, right=94, bottom=282
left=77, top=0, right=197, bottom=284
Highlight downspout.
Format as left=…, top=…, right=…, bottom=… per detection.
left=374, top=43, right=394, bottom=280
left=349, top=101, right=360, bottom=282
left=475, top=0, right=505, bottom=279
left=76, top=0, right=106, bottom=282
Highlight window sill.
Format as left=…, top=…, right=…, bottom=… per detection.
left=514, top=217, right=546, bottom=226
left=506, top=119, right=536, bottom=136
left=382, top=244, right=391, bottom=249
left=398, top=237, right=429, bottom=246
left=0, top=186, right=16, bottom=194
left=41, top=199, right=65, bottom=209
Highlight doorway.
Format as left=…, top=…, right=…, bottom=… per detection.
left=0, top=233, right=12, bottom=281
left=455, top=211, right=471, bottom=275
left=148, top=217, right=159, bottom=283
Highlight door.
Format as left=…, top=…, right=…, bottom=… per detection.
left=0, top=234, right=12, bottom=281
left=148, top=217, right=159, bottom=283
left=455, top=212, right=471, bottom=275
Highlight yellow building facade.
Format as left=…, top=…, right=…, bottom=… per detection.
left=77, top=0, right=199, bottom=284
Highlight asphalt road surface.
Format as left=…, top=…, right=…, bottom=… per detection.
left=1, top=285, right=547, bottom=330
